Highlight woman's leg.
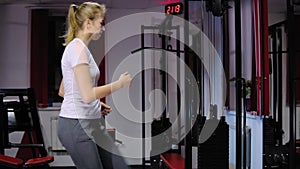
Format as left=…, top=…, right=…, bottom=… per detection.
left=79, top=119, right=131, bottom=169
left=97, top=145, right=130, bottom=169
left=57, top=117, right=104, bottom=169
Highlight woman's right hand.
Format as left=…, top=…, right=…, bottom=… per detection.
left=118, top=72, right=132, bottom=88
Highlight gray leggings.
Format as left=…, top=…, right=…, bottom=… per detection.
left=57, top=117, right=130, bottom=169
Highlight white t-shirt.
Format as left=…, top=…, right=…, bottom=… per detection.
left=60, top=38, right=101, bottom=119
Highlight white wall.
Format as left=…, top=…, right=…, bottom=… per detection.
left=0, top=4, right=30, bottom=88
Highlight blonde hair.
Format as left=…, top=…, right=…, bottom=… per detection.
left=62, top=2, right=106, bottom=46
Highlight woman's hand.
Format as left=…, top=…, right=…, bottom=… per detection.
left=118, top=72, right=132, bottom=88
left=100, top=102, right=112, bottom=116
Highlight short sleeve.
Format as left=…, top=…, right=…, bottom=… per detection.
left=69, top=40, right=89, bottom=68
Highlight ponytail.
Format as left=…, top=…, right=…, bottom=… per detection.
left=62, top=4, right=78, bottom=46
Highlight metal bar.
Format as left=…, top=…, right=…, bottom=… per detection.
left=161, top=31, right=167, bottom=121
left=235, top=0, right=242, bottom=168
left=9, top=143, right=44, bottom=148
left=184, top=0, right=192, bottom=168
left=176, top=26, right=181, bottom=154
left=140, top=26, right=179, bottom=30
left=287, top=1, right=296, bottom=169
left=141, top=26, right=146, bottom=169
left=27, top=88, right=47, bottom=157
left=223, top=10, right=230, bottom=108
left=131, top=46, right=185, bottom=54
left=271, top=31, right=278, bottom=122
left=277, top=28, right=283, bottom=146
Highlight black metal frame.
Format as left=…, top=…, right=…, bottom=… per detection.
left=132, top=17, right=181, bottom=169
left=183, top=0, right=193, bottom=168
left=287, top=1, right=297, bottom=169
left=0, top=88, right=47, bottom=157
left=269, top=24, right=284, bottom=146
left=234, top=0, right=243, bottom=169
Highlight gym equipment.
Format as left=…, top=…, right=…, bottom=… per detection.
left=160, top=153, right=184, bottom=169
left=132, top=11, right=182, bottom=168
left=286, top=2, right=300, bottom=168
left=0, top=154, right=53, bottom=169
left=263, top=117, right=289, bottom=169
left=268, top=20, right=286, bottom=169
left=150, top=118, right=172, bottom=168
left=198, top=116, right=229, bottom=169
left=0, top=88, right=52, bottom=164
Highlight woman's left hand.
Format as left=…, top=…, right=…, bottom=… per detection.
left=100, top=102, right=112, bottom=116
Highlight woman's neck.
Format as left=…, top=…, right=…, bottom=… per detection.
left=76, top=31, right=92, bottom=46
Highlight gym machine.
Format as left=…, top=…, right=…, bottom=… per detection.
left=263, top=1, right=300, bottom=168
left=131, top=13, right=182, bottom=168
left=263, top=22, right=289, bottom=169
left=133, top=0, right=231, bottom=168
left=0, top=88, right=53, bottom=168
left=287, top=1, right=300, bottom=169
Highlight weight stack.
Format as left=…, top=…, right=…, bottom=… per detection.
left=150, top=118, right=172, bottom=168
left=263, top=117, right=275, bottom=149
left=263, top=117, right=289, bottom=169
left=192, top=115, right=205, bottom=146
left=198, top=116, right=229, bottom=169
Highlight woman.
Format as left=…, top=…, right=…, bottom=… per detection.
left=57, top=2, right=132, bottom=169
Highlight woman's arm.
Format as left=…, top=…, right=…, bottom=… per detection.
left=73, top=63, right=131, bottom=103
left=58, top=79, right=64, bottom=97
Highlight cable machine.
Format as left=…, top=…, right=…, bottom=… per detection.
left=287, top=1, right=300, bottom=169
left=263, top=1, right=300, bottom=169
left=131, top=14, right=182, bottom=168
left=133, top=1, right=231, bottom=168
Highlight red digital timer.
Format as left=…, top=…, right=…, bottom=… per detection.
left=165, top=2, right=183, bottom=15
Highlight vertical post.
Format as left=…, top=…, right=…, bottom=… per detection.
left=28, top=88, right=47, bottom=157
left=176, top=26, right=182, bottom=154
left=234, top=0, right=242, bottom=169
left=277, top=29, right=283, bottom=146
left=162, top=31, right=167, bottom=121
left=287, top=0, right=296, bottom=169
left=183, top=0, right=192, bottom=168
left=141, top=26, right=146, bottom=169
left=271, top=30, right=278, bottom=121
left=261, top=0, right=270, bottom=116
left=223, top=11, right=230, bottom=108
left=253, top=0, right=262, bottom=115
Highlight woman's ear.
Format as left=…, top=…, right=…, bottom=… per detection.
left=84, top=19, right=92, bottom=30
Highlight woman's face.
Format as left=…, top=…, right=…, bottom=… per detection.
left=90, top=15, right=105, bottom=41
